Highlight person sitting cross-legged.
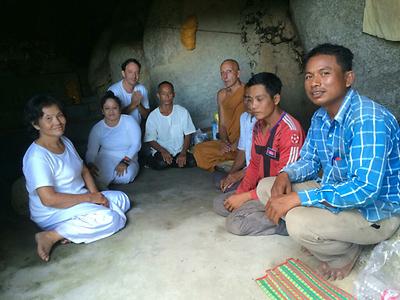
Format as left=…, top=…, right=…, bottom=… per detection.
left=86, top=91, right=141, bottom=190
left=213, top=72, right=305, bottom=236
left=261, top=43, right=400, bottom=281
left=144, top=81, right=196, bottom=170
left=213, top=93, right=257, bottom=193
left=193, top=59, right=246, bottom=171
left=23, top=95, right=130, bottom=262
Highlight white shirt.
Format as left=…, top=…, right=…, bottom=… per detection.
left=23, top=136, right=89, bottom=226
left=237, top=112, right=257, bottom=166
left=108, top=80, right=149, bottom=124
left=145, top=104, right=196, bottom=156
left=86, top=114, right=141, bottom=163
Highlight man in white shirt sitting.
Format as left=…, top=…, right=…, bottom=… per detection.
left=144, top=81, right=196, bottom=170
left=214, top=93, right=256, bottom=193
left=108, top=58, right=150, bottom=125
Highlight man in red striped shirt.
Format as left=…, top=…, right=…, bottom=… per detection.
left=214, top=72, right=305, bottom=236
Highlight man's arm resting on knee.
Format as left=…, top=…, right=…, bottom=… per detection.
left=148, top=141, right=173, bottom=164
left=176, top=134, right=192, bottom=167
left=265, top=190, right=335, bottom=224
left=265, top=192, right=301, bottom=224
left=271, top=172, right=292, bottom=196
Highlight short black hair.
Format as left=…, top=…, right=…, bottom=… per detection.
left=100, top=91, right=122, bottom=109
left=121, top=58, right=141, bottom=71
left=157, top=81, right=175, bottom=92
left=304, top=43, right=354, bottom=72
left=245, top=72, right=282, bottom=97
left=24, top=94, right=64, bottom=138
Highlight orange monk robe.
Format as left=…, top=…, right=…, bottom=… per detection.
left=193, top=86, right=245, bottom=171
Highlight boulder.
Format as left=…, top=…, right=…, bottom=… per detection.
left=290, top=0, right=400, bottom=120
left=143, top=0, right=311, bottom=128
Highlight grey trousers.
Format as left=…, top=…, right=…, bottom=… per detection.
left=212, top=170, right=240, bottom=193
left=257, top=177, right=400, bottom=267
left=213, top=191, right=288, bottom=236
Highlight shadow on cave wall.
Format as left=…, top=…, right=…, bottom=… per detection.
left=0, top=0, right=152, bottom=219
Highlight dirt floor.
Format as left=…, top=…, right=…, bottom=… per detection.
left=0, top=167, right=360, bottom=299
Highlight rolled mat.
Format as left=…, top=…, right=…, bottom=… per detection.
left=256, top=258, right=354, bottom=299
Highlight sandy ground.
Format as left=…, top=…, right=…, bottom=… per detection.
left=0, top=168, right=359, bottom=299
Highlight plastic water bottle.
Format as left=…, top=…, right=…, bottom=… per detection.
left=211, top=112, right=219, bottom=140
left=211, top=121, right=218, bottom=140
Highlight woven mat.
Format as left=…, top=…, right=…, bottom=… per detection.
left=256, top=258, right=354, bottom=300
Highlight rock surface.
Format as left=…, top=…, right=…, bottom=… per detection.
left=143, top=0, right=311, bottom=128
left=290, top=0, right=400, bottom=119
left=89, top=0, right=311, bottom=128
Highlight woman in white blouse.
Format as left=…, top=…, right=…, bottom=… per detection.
left=86, top=91, right=141, bottom=189
left=23, top=94, right=130, bottom=262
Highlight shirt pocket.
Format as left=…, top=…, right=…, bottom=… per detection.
left=331, top=158, right=348, bottom=181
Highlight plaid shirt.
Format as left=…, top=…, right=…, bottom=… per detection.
left=283, top=89, right=400, bottom=222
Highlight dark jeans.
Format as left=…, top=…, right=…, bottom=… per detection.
left=147, top=151, right=197, bottom=170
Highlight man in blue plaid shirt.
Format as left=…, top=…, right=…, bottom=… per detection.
left=257, top=43, right=400, bottom=281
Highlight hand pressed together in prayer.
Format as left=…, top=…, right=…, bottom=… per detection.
left=224, top=192, right=251, bottom=212
left=130, top=91, right=143, bottom=109
left=176, top=152, right=187, bottom=168
left=160, top=149, right=173, bottom=165
left=265, top=192, right=301, bottom=224
left=89, top=192, right=109, bottom=208
left=220, top=172, right=241, bottom=192
left=115, top=162, right=128, bottom=177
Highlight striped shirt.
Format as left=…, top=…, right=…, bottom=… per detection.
left=237, top=112, right=305, bottom=199
left=283, top=89, right=400, bottom=222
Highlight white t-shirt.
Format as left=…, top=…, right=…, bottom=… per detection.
left=144, top=104, right=196, bottom=156
left=86, top=114, right=141, bottom=163
left=108, top=80, right=149, bottom=124
left=85, top=115, right=141, bottom=185
left=237, top=112, right=257, bottom=166
left=23, top=136, right=89, bottom=226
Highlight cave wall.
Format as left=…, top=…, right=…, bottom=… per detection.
left=0, top=0, right=127, bottom=218
left=142, top=0, right=253, bottom=128
left=2, top=0, right=400, bottom=218
left=143, top=0, right=312, bottom=128
left=90, top=0, right=312, bottom=129
left=88, top=1, right=152, bottom=96
left=290, top=0, right=400, bottom=119
left=88, top=0, right=400, bottom=134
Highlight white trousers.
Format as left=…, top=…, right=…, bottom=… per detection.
left=95, top=153, right=139, bottom=187
left=43, top=190, right=130, bottom=244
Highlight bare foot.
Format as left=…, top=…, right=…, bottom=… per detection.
left=316, top=255, right=359, bottom=281
left=60, top=239, right=71, bottom=245
left=35, top=231, right=63, bottom=262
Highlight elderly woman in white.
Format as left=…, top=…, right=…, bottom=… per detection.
left=86, top=91, right=141, bottom=189
left=23, top=94, right=130, bottom=262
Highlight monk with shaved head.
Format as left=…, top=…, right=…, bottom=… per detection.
left=194, top=59, right=246, bottom=171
